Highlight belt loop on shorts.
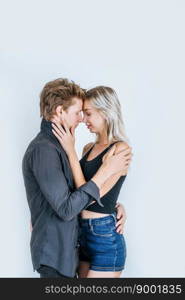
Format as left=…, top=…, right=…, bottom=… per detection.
left=111, top=212, right=117, bottom=225
left=89, top=218, right=92, bottom=230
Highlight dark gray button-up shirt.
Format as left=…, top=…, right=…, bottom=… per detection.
left=22, top=118, right=102, bottom=277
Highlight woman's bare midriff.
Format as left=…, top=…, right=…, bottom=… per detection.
left=80, top=210, right=110, bottom=219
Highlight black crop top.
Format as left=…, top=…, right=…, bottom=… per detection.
left=80, top=142, right=126, bottom=214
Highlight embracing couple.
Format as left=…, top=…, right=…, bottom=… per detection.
left=22, top=78, right=132, bottom=278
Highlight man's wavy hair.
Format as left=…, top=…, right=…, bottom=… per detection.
left=40, top=78, right=85, bottom=120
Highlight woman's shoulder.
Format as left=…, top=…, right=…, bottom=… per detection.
left=82, top=142, right=94, bottom=156
left=114, top=141, right=130, bottom=153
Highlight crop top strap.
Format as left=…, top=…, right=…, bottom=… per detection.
left=82, top=143, right=95, bottom=158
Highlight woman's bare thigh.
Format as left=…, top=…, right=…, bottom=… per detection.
left=86, top=270, right=122, bottom=278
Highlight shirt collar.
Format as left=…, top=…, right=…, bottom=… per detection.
left=40, top=118, right=59, bottom=144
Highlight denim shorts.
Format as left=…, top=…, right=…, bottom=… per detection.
left=78, top=213, right=127, bottom=272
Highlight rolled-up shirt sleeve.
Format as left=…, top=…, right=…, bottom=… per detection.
left=31, top=144, right=103, bottom=221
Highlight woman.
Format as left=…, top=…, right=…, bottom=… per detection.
left=52, top=86, right=132, bottom=278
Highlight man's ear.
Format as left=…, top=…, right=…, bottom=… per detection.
left=55, top=105, right=63, bottom=117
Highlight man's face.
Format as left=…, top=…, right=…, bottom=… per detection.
left=62, top=97, right=83, bottom=129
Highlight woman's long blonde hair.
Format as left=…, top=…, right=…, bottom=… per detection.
left=85, top=86, right=129, bottom=144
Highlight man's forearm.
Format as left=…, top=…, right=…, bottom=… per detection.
left=31, top=145, right=103, bottom=221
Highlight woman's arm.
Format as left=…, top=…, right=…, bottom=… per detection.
left=68, top=142, right=128, bottom=198
left=52, top=120, right=131, bottom=197
left=62, top=141, right=131, bottom=197
left=67, top=142, right=94, bottom=188
left=67, top=148, right=87, bottom=188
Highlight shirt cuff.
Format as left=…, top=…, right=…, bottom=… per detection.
left=79, top=180, right=104, bottom=207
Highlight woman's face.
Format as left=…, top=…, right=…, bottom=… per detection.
left=83, top=100, right=106, bottom=133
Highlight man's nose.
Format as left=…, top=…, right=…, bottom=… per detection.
left=78, top=114, right=83, bottom=123
left=82, top=114, right=86, bottom=123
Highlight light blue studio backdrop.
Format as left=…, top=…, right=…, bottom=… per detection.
left=0, top=0, right=184, bottom=277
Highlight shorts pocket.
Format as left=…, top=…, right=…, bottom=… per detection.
left=90, top=223, right=114, bottom=237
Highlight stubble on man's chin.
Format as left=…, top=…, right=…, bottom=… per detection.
left=68, top=123, right=79, bottom=133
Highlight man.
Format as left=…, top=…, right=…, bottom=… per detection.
left=22, top=78, right=131, bottom=278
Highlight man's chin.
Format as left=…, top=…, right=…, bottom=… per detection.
left=69, top=123, right=78, bottom=130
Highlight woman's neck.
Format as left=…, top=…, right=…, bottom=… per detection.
left=96, top=131, right=108, bottom=145
left=96, top=128, right=116, bottom=146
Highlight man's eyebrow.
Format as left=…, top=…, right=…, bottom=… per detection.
left=83, top=108, right=91, bottom=111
